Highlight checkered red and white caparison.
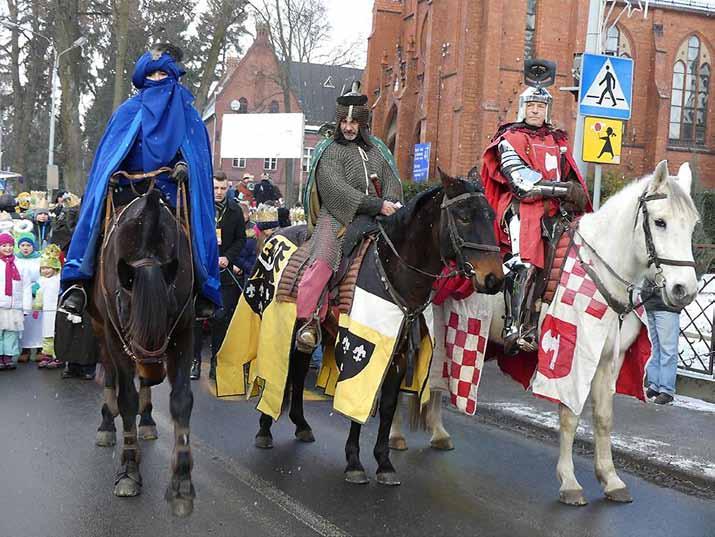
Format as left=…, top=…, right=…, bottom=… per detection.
left=442, top=310, right=489, bottom=415
left=557, top=239, right=609, bottom=320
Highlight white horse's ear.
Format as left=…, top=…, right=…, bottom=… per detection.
left=648, top=160, right=669, bottom=192
left=676, top=162, right=693, bottom=194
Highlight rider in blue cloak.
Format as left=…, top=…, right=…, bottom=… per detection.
left=60, top=43, right=220, bottom=318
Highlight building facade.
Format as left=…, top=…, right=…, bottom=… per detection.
left=363, top=0, right=715, bottom=188
left=203, top=25, right=362, bottom=201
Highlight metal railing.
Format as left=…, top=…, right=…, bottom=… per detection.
left=678, top=273, right=715, bottom=378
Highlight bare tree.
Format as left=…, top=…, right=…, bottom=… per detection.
left=249, top=0, right=360, bottom=203
left=55, top=0, right=85, bottom=192
left=111, top=0, right=131, bottom=109
left=194, top=0, right=249, bottom=112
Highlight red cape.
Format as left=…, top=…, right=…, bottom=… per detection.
left=481, top=123, right=591, bottom=268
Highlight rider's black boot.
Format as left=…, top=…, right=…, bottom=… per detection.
left=59, top=284, right=88, bottom=317
left=502, top=264, right=535, bottom=355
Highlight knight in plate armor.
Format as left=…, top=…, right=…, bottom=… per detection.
left=482, top=60, right=591, bottom=354
left=297, top=83, right=403, bottom=351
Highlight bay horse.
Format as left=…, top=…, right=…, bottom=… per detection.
left=390, top=161, right=699, bottom=504
left=90, top=181, right=197, bottom=516
left=255, top=170, right=504, bottom=485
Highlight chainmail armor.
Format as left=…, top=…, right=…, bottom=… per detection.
left=308, top=141, right=403, bottom=270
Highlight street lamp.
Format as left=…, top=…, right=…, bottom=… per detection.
left=0, top=20, right=86, bottom=190
left=47, top=35, right=87, bottom=190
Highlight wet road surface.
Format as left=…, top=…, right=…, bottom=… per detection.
left=1, top=363, right=713, bottom=537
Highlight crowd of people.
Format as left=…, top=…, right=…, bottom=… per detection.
left=0, top=190, right=87, bottom=374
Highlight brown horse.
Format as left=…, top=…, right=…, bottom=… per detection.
left=254, top=170, right=504, bottom=485
left=90, top=185, right=197, bottom=516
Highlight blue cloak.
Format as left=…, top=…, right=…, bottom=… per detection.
left=62, top=51, right=221, bottom=305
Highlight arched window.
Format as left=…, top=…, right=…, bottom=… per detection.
left=238, top=97, right=248, bottom=114
left=670, top=36, right=710, bottom=145
left=269, top=100, right=279, bottom=113
left=604, top=25, right=632, bottom=58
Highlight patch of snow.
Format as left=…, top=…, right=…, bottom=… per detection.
left=673, top=394, right=715, bottom=414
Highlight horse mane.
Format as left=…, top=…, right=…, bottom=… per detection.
left=380, top=185, right=443, bottom=236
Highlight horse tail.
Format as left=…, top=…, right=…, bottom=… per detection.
left=407, top=393, right=429, bottom=432
left=127, top=263, right=169, bottom=353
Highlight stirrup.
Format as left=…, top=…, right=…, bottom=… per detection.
left=58, top=285, right=87, bottom=324
left=295, top=316, right=321, bottom=353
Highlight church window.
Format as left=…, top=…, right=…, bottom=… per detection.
left=669, top=35, right=710, bottom=146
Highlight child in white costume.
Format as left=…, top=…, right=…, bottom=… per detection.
left=0, top=232, right=31, bottom=370
left=35, top=245, right=62, bottom=369
left=15, top=233, right=43, bottom=360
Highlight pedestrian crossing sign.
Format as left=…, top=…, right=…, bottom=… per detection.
left=578, top=53, right=633, bottom=120
left=582, top=116, right=623, bottom=164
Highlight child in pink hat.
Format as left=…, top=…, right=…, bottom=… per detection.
left=0, top=232, right=30, bottom=370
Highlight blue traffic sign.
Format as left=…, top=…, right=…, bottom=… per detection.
left=578, top=53, right=633, bottom=120
left=413, top=143, right=431, bottom=183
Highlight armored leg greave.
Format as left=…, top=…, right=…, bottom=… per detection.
left=502, top=263, right=537, bottom=355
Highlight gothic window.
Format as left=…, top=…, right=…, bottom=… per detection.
left=604, top=25, right=632, bottom=58
left=239, top=97, right=248, bottom=113
left=669, top=35, right=711, bottom=145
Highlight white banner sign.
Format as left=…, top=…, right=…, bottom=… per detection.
left=220, top=113, right=304, bottom=159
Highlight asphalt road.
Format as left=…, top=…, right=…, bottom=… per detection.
left=1, top=363, right=713, bottom=537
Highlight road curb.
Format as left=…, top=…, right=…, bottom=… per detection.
left=470, top=403, right=715, bottom=500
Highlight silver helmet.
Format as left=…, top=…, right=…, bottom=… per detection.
left=516, top=86, right=553, bottom=124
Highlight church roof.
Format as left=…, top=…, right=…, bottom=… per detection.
left=286, top=61, right=363, bottom=125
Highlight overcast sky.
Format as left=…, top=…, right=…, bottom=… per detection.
left=323, top=0, right=374, bottom=68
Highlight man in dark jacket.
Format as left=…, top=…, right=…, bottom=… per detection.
left=191, top=171, right=246, bottom=380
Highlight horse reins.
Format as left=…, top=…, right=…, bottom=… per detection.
left=98, top=170, right=195, bottom=364
left=375, top=190, right=500, bottom=281
left=574, top=190, right=695, bottom=319
left=373, top=188, right=500, bottom=384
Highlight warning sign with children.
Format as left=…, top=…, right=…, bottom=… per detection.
left=582, top=117, right=623, bottom=165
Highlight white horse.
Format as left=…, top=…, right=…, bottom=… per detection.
left=390, top=161, right=700, bottom=505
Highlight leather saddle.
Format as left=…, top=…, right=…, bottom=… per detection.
left=529, top=215, right=577, bottom=312
left=275, top=233, right=374, bottom=316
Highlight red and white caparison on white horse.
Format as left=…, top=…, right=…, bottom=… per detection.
left=391, top=160, right=700, bottom=505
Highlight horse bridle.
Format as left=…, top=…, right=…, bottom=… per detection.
left=376, top=189, right=500, bottom=281
left=99, top=174, right=194, bottom=364
left=575, top=190, right=695, bottom=319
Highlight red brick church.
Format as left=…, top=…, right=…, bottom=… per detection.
left=363, top=0, right=715, bottom=188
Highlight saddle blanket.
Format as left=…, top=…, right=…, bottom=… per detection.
left=430, top=293, right=493, bottom=415
left=531, top=234, right=652, bottom=415
left=217, top=234, right=433, bottom=424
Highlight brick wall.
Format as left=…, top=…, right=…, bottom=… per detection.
left=364, top=0, right=715, bottom=189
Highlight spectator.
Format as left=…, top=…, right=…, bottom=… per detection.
left=234, top=207, right=258, bottom=288
left=191, top=172, right=246, bottom=380
left=253, top=174, right=282, bottom=205
left=15, top=233, right=42, bottom=363
left=644, top=280, right=684, bottom=405
left=32, top=206, right=53, bottom=251
left=35, top=245, right=62, bottom=369
left=0, top=232, right=30, bottom=370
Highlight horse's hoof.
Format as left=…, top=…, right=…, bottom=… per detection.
left=605, top=487, right=633, bottom=503
left=114, top=476, right=142, bottom=497
left=255, top=435, right=273, bottom=449
left=430, top=437, right=454, bottom=451
left=559, top=489, right=588, bottom=506
left=138, top=425, right=158, bottom=441
left=295, top=429, right=315, bottom=443
left=96, top=430, right=116, bottom=447
left=376, top=472, right=401, bottom=486
left=169, top=497, right=194, bottom=517
left=344, top=470, right=369, bottom=484
left=388, top=437, right=408, bottom=451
